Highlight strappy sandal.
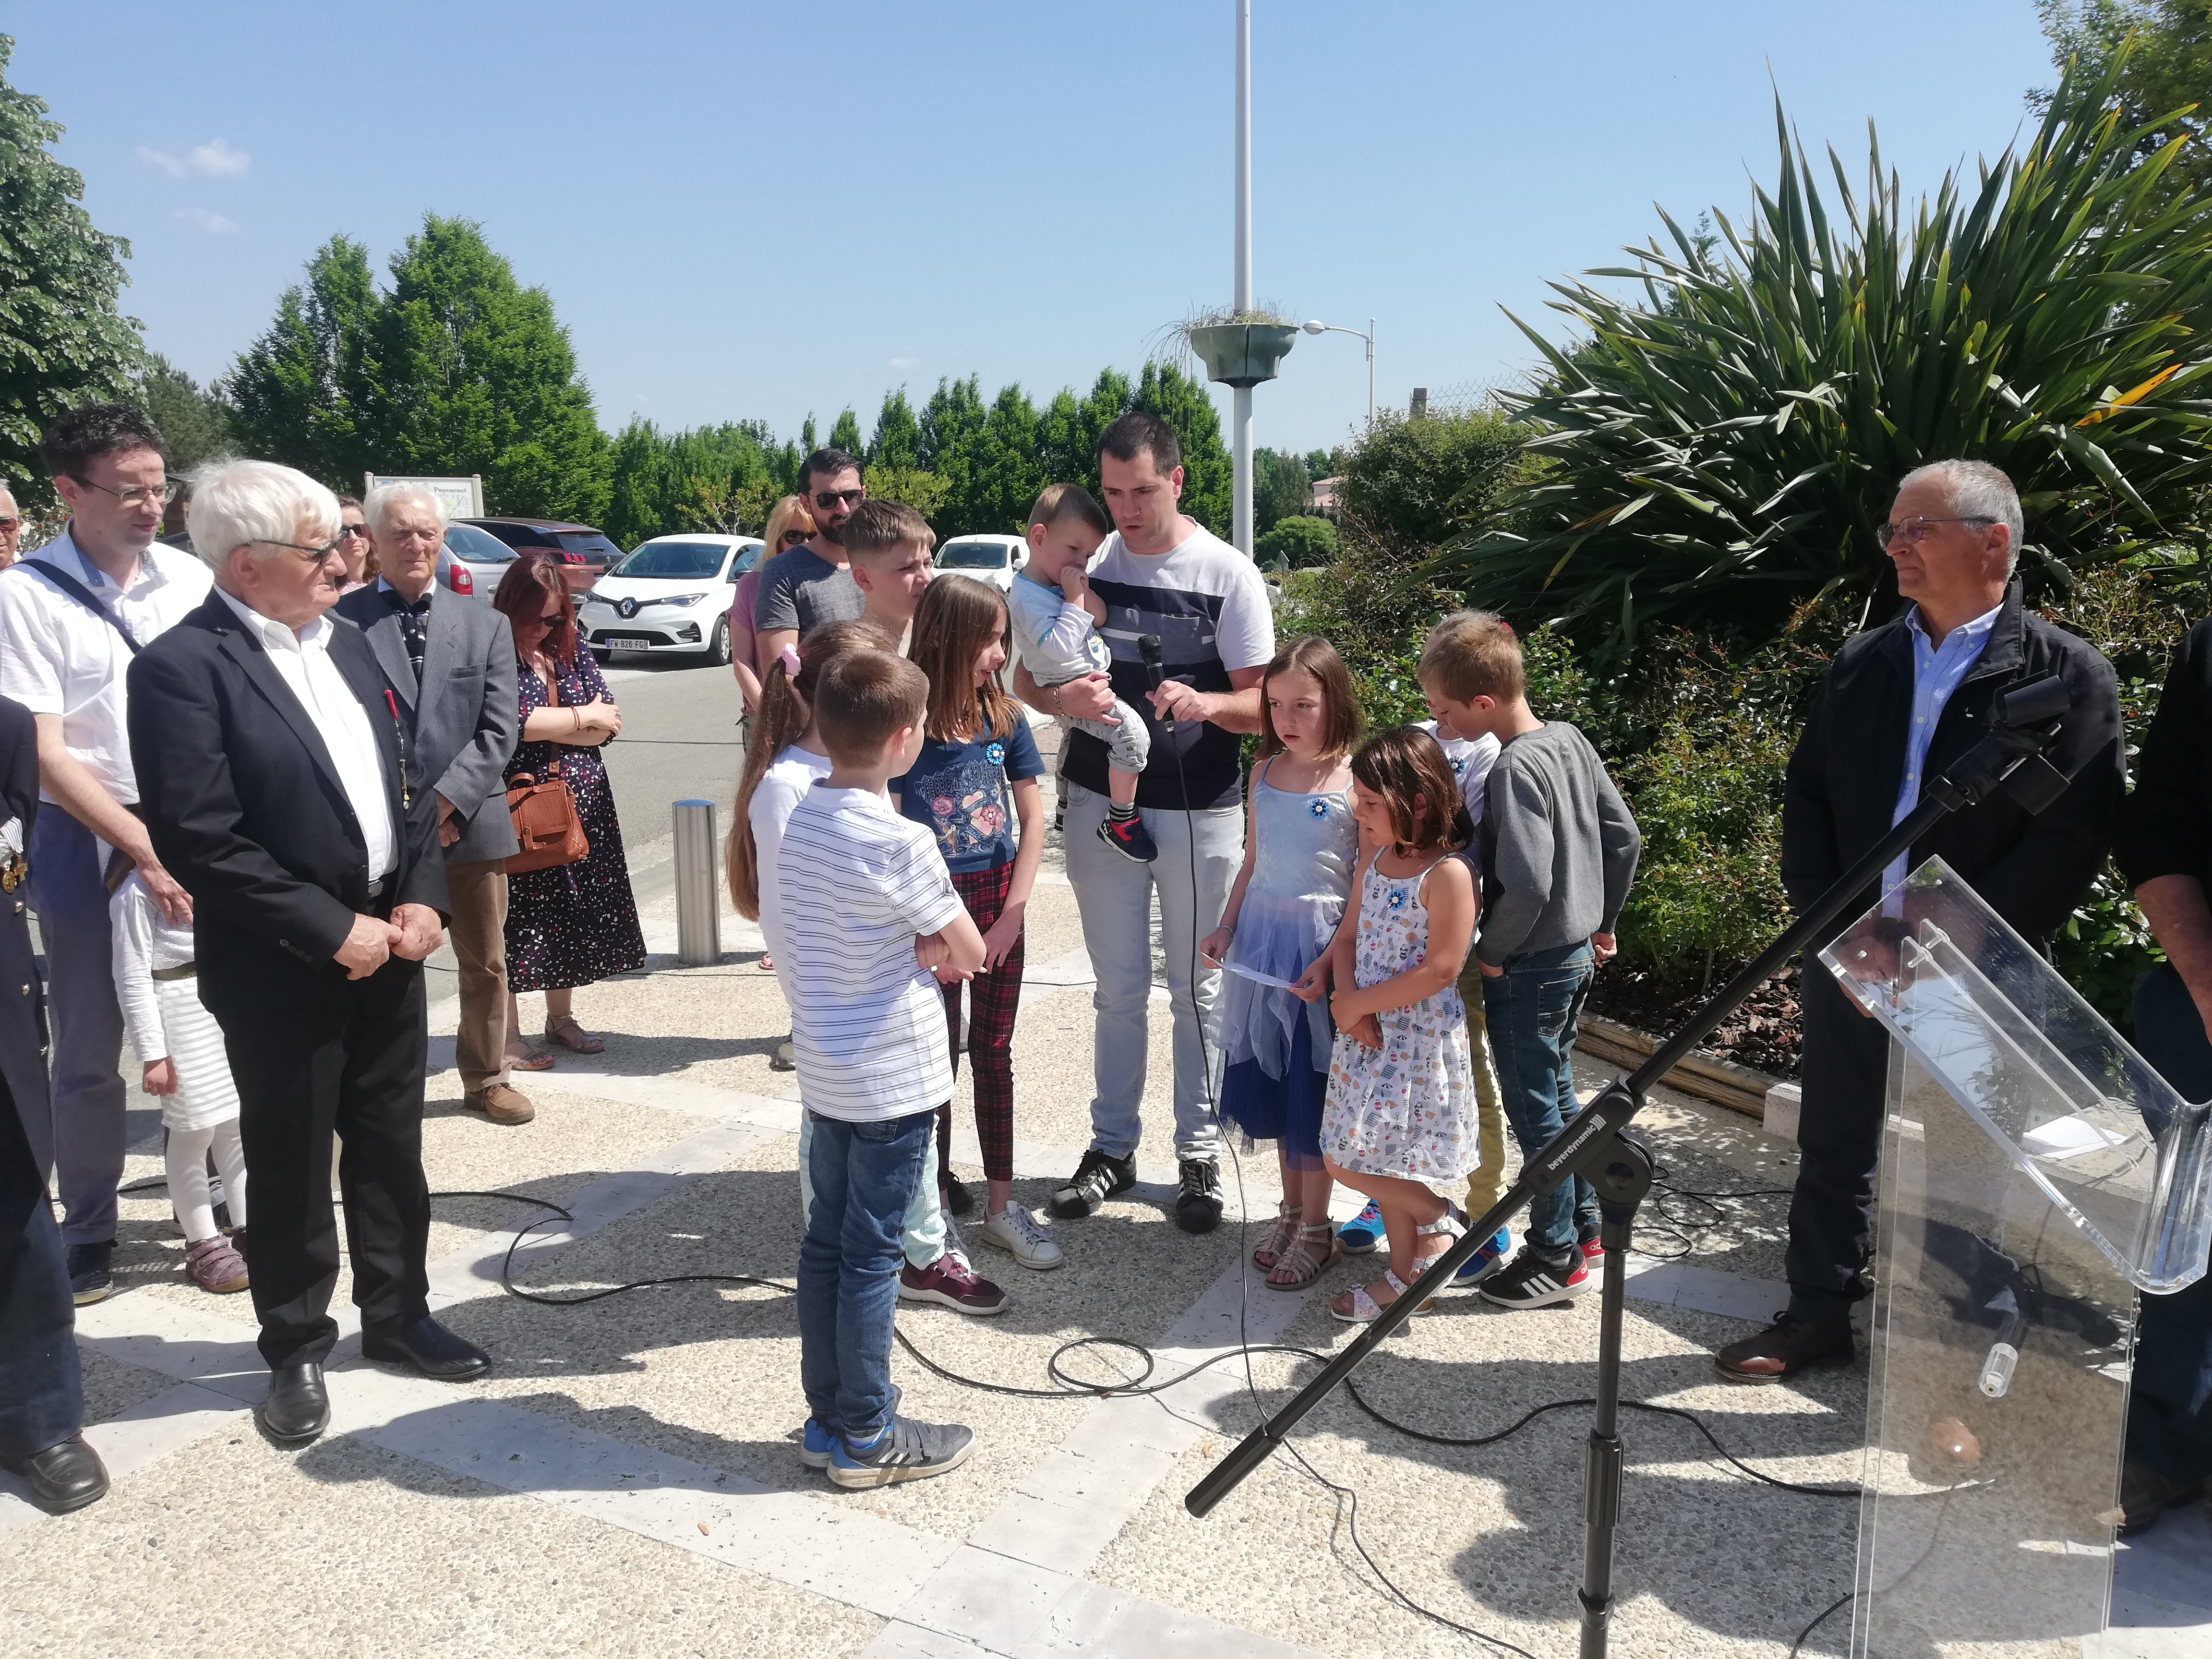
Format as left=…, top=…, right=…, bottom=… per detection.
left=1265, top=1223, right=1337, bottom=1291
left=543, top=1013, right=605, bottom=1054
left=507, top=1045, right=555, bottom=1073
left=1252, top=1202, right=1302, bottom=1272
left=1331, top=1268, right=1434, bottom=1324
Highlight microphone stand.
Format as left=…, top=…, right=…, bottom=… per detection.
left=1183, top=673, right=2078, bottom=1659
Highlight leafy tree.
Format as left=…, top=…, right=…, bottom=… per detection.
left=365, top=215, right=611, bottom=523
left=1255, top=514, right=1338, bottom=569
left=225, top=235, right=378, bottom=491
left=0, top=35, right=143, bottom=502
left=828, top=408, right=863, bottom=455
left=962, top=383, right=1042, bottom=536
left=605, top=418, right=777, bottom=546
left=135, top=354, right=232, bottom=473
left=869, top=389, right=921, bottom=469
left=2036, top=1, right=2212, bottom=193
left=1253, top=446, right=1311, bottom=532
left=1130, top=361, right=1231, bottom=536
left=800, top=415, right=817, bottom=454
left=1336, top=408, right=1527, bottom=549
left=864, top=467, right=951, bottom=519
left=919, top=375, right=989, bottom=533
left=1305, top=447, right=1344, bottom=481
left=1451, top=52, right=2212, bottom=658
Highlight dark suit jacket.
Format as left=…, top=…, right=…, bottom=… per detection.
left=126, top=593, right=447, bottom=983
left=334, top=581, right=521, bottom=865
left=1781, top=579, right=2124, bottom=943
left=0, top=696, right=47, bottom=1118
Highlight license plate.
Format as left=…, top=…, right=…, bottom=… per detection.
left=603, top=636, right=652, bottom=649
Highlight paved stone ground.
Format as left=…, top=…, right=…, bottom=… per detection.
left=6, top=703, right=2207, bottom=1656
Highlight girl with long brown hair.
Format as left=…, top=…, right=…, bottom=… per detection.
left=891, top=575, right=1058, bottom=1270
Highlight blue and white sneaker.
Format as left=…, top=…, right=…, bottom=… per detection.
left=1337, top=1198, right=1386, bottom=1255
left=799, top=1417, right=840, bottom=1469
left=829, top=1415, right=975, bottom=1489
left=1453, top=1226, right=1514, bottom=1287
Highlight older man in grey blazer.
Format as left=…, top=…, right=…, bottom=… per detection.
left=336, top=485, right=528, bottom=1123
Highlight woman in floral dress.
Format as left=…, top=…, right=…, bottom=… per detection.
left=493, top=554, right=646, bottom=1064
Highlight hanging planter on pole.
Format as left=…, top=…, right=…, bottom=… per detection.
left=1186, top=322, right=1298, bottom=389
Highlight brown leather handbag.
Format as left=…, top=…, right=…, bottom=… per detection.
left=505, top=669, right=591, bottom=874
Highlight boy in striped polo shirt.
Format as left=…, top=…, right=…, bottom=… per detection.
left=776, top=649, right=986, bottom=1487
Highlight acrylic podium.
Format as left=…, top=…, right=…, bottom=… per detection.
left=1817, top=859, right=2212, bottom=1657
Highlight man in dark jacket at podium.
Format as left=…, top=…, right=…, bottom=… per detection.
left=1718, top=460, right=2124, bottom=1382
left=2112, top=620, right=2212, bottom=1534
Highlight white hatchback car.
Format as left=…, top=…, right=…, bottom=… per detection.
left=577, top=534, right=764, bottom=665
left=933, top=533, right=1028, bottom=592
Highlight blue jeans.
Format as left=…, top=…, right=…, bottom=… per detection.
left=2125, top=967, right=2212, bottom=1487
left=797, top=1107, right=934, bottom=1441
left=1482, top=941, right=1599, bottom=1256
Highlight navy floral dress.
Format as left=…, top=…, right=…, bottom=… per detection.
left=504, top=651, right=647, bottom=993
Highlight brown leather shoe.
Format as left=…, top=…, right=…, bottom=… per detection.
left=467, top=1082, right=536, bottom=1125
left=1715, top=1311, right=1854, bottom=1383
left=2118, top=1459, right=2189, bottom=1538
left=1924, top=1415, right=1983, bottom=1470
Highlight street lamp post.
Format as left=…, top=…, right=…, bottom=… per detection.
left=1231, top=0, right=1254, bottom=556
left=1301, top=318, right=1375, bottom=427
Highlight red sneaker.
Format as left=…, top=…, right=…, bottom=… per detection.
left=1580, top=1235, right=1605, bottom=1271
left=898, top=1251, right=1008, bottom=1316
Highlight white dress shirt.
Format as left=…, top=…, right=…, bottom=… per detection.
left=214, top=588, right=397, bottom=879
left=0, top=529, right=213, bottom=804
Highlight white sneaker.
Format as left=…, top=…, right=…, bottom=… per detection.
left=978, top=1202, right=1063, bottom=1270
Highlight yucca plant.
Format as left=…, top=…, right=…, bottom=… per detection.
left=1445, top=48, right=2212, bottom=659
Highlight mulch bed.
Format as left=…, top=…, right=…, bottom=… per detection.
left=1586, top=961, right=1803, bottom=1080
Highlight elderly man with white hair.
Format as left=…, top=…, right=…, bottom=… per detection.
left=1714, top=458, right=2125, bottom=1388
left=0, top=481, right=24, bottom=568
left=336, top=484, right=527, bottom=1125
left=127, top=458, right=480, bottom=1448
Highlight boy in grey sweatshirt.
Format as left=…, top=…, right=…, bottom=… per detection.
left=1439, top=613, right=1641, bottom=1309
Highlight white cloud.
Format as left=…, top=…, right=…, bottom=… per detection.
left=137, top=139, right=251, bottom=179
left=173, top=208, right=240, bottom=234
left=889, top=355, right=919, bottom=370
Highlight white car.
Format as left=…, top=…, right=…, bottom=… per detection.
left=933, top=533, right=1028, bottom=592
left=577, top=534, right=764, bottom=665
left=434, top=520, right=519, bottom=600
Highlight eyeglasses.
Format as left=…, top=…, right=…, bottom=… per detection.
left=256, top=537, right=345, bottom=564
left=812, top=489, right=864, bottom=511
left=338, top=522, right=370, bottom=539
left=537, top=613, right=565, bottom=627
left=0, top=517, right=19, bottom=533
left=1875, top=516, right=1996, bottom=551
left=781, top=529, right=810, bottom=545
left=72, top=476, right=182, bottom=509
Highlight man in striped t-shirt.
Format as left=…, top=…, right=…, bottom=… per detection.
left=774, top=649, right=986, bottom=1488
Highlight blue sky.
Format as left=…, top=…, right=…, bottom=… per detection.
left=14, top=1, right=2058, bottom=461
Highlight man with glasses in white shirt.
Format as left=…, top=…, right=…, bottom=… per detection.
left=0, top=405, right=211, bottom=1304
left=0, top=483, right=24, bottom=570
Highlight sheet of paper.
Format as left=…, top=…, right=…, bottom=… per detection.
left=2020, top=1113, right=2131, bottom=1161
left=1222, top=960, right=1298, bottom=991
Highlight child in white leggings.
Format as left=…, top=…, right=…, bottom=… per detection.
left=109, top=861, right=249, bottom=1294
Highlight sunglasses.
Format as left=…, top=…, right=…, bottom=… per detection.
left=258, top=537, right=345, bottom=564
left=781, top=529, right=810, bottom=545
left=339, top=522, right=370, bottom=539
left=530, top=612, right=565, bottom=627
left=812, top=489, right=864, bottom=511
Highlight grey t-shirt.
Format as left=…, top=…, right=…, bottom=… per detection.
left=753, top=545, right=864, bottom=635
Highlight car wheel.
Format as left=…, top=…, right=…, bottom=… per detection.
left=707, top=615, right=732, bottom=668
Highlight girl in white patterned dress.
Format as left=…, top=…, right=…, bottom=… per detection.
left=1318, top=728, right=1480, bottom=1323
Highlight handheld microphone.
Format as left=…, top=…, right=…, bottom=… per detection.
left=1137, top=633, right=1171, bottom=732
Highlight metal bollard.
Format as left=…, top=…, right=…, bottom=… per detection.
left=672, top=798, right=721, bottom=968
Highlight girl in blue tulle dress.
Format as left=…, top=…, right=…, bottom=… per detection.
left=1202, top=637, right=1365, bottom=1290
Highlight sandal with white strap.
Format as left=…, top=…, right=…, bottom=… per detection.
left=1331, top=1267, right=1435, bottom=1324
left=1252, top=1202, right=1303, bottom=1273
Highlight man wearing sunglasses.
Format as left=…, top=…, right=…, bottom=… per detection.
left=752, top=448, right=868, bottom=673
left=1716, top=459, right=2123, bottom=1385
left=0, top=483, right=24, bottom=570
left=0, top=405, right=212, bottom=1305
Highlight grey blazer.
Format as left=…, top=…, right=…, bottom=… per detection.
left=334, top=581, right=521, bottom=865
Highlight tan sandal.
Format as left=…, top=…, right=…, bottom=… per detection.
left=1265, top=1224, right=1337, bottom=1291
left=543, top=1013, right=604, bottom=1054
left=1252, top=1202, right=1302, bottom=1272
